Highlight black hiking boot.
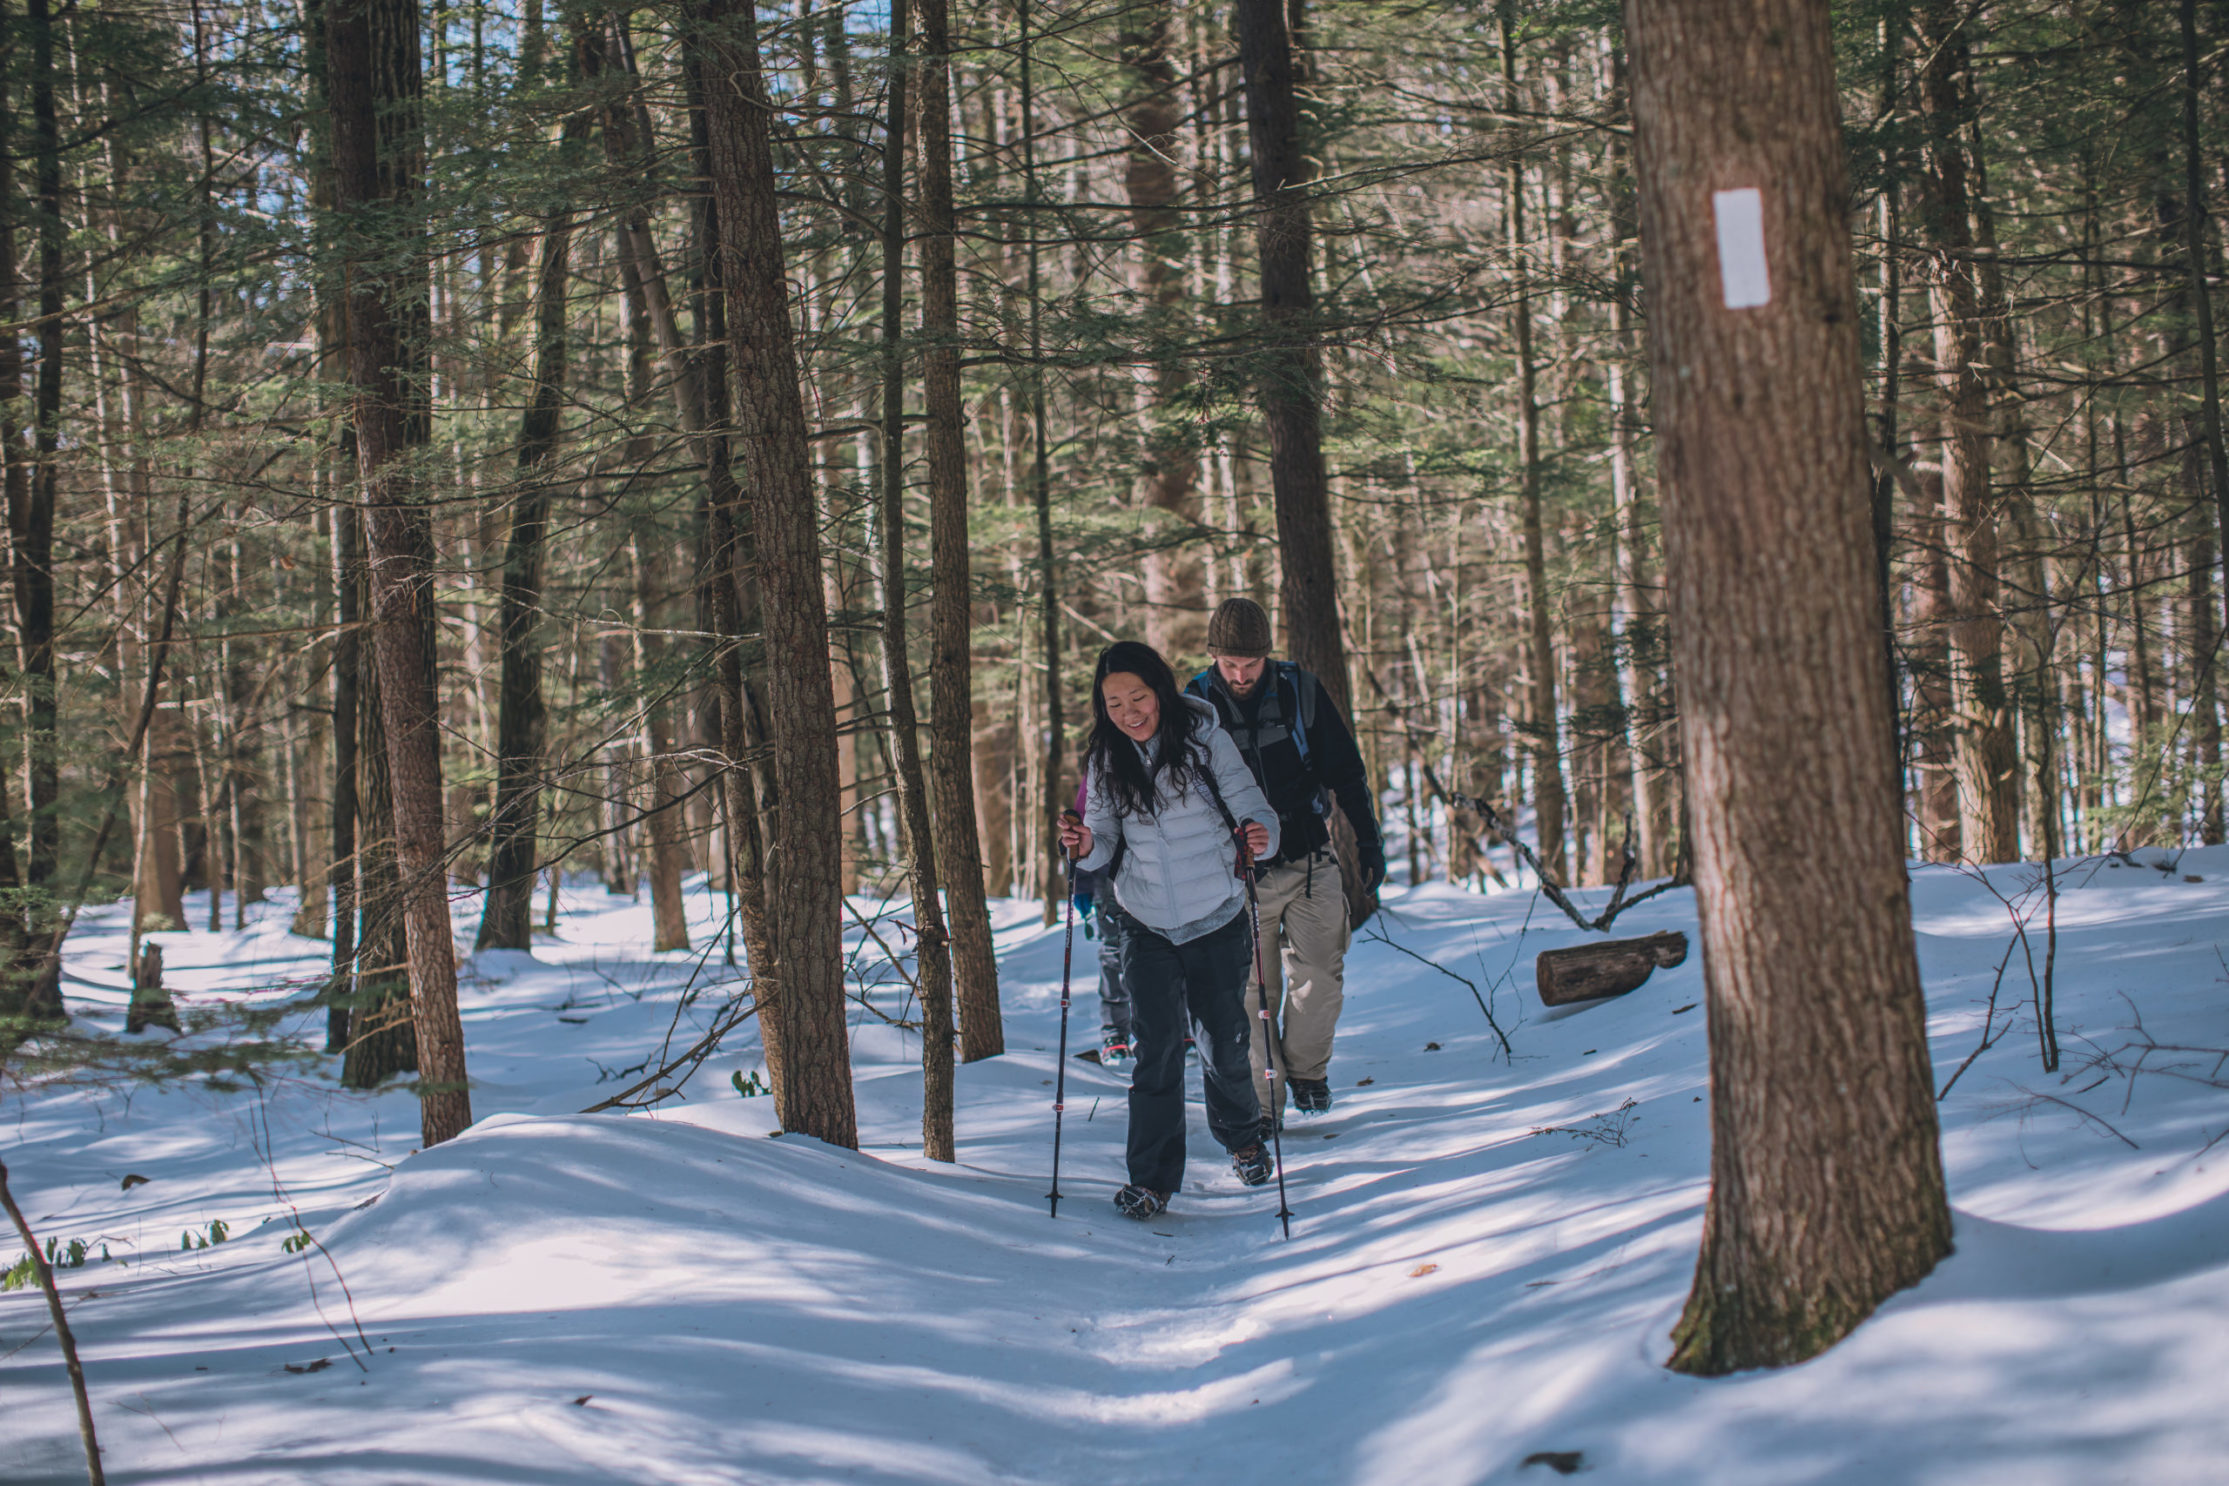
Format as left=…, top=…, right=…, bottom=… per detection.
left=1290, top=1077, right=1333, bottom=1115
left=1100, top=1027, right=1133, bottom=1068
left=1230, top=1143, right=1273, bottom=1187
left=1114, top=1184, right=1168, bottom=1220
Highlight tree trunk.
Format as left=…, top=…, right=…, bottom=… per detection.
left=305, top=0, right=357, bottom=1044
left=2180, top=0, right=2229, bottom=640
left=879, top=0, right=954, bottom=1157
left=1236, top=0, right=1374, bottom=930
left=1625, top=0, right=1952, bottom=1375
left=1235, top=0, right=1347, bottom=708
left=477, top=117, right=582, bottom=951
left=1497, top=3, right=1568, bottom=882
left=1911, top=472, right=1962, bottom=861
left=676, top=33, right=781, bottom=1085
left=594, top=11, right=780, bottom=944
left=631, top=532, right=693, bottom=953
left=608, top=208, right=694, bottom=949
left=13, top=0, right=67, bottom=982
left=1967, top=136, right=2051, bottom=862
left=0, top=18, right=35, bottom=1010
left=1915, top=0, right=2018, bottom=863
left=2189, top=508, right=2225, bottom=842
left=1017, top=0, right=1063, bottom=927
left=343, top=622, right=418, bottom=1087
left=1124, top=0, right=1205, bottom=658
left=696, top=0, right=857, bottom=1147
left=327, top=491, right=363, bottom=1053
left=1871, top=29, right=1909, bottom=817
left=328, top=0, right=472, bottom=1145
left=134, top=710, right=189, bottom=934
left=1602, top=57, right=1674, bottom=882
left=912, top=0, right=1004, bottom=1061
left=707, top=499, right=781, bottom=1087
left=288, top=621, right=330, bottom=939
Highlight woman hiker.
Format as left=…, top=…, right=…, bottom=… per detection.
left=1058, top=640, right=1280, bottom=1220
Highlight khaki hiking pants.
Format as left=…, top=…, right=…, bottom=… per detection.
left=1244, top=846, right=1350, bottom=1111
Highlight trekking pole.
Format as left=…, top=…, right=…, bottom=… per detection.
left=1236, top=828, right=1295, bottom=1238
left=1048, top=836, right=1078, bottom=1218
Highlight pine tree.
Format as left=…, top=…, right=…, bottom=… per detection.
left=1624, top=0, right=1954, bottom=1373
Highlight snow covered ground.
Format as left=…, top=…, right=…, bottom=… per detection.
left=4, top=850, right=2227, bottom=1484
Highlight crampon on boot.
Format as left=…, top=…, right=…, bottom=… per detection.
left=1114, top=1184, right=1168, bottom=1219
left=1230, top=1143, right=1273, bottom=1187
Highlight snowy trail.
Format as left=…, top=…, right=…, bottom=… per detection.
left=6, top=857, right=2229, bottom=1483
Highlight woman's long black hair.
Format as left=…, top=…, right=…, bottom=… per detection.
left=1085, top=640, right=1208, bottom=819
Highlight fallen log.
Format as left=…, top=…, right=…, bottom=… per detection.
left=1535, top=931, right=1689, bottom=1007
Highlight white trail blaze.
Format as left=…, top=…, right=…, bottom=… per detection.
left=1712, top=187, right=1772, bottom=308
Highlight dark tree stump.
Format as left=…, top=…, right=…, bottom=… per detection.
left=1535, top=931, right=1689, bottom=1007
left=127, top=942, right=179, bottom=1034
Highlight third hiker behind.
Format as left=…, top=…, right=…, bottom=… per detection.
left=1187, top=598, right=1385, bottom=1118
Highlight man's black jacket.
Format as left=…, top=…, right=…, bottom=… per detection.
left=1185, top=663, right=1380, bottom=870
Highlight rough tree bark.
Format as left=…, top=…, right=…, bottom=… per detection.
left=2189, top=509, right=2225, bottom=843
left=881, top=0, right=955, bottom=1159
left=304, top=0, right=357, bottom=1052
left=342, top=616, right=418, bottom=1088
left=605, top=208, right=694, bottom=948
left=328, top=0, right=472, bottom=1145
left=1911, top=472, right=1962, bottom=860
left=8, top=0, right=67, bottom=1015
left=1018, top=0, right=1063, bottom=926
left=20, top=0, right=62, bottom=891
left=1624, top=0, right=1953, bottom=1374
left=1968, top=144, right=2055, bottom=864
left=912, top=0, right=1004, bottom=1060
left=696, top=0, right=857, bottom=1146
left=1124, top=0, right=1205, bottom=658
left=675, top=29, right=781, bottom=1087
left=1234, top=0, right=1344, bottom=703
left=2181, top=0, right=2229, bottom=641
left=1500, top=1, right=1569, bottom=882
left=0, top=19, right=34, bottom=1016
left=1915, top=0, right=2019, bottom=863
left=1236, top=0, right=1374, bottom=928
left=629, top=529, right=693, bottom=954
left=327, top=500, right=362, bottom=1054
left=478, top=114, right=585, bottom=952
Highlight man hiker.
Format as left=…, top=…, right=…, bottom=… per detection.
left=1186, top=597, right=1384, bottom=1117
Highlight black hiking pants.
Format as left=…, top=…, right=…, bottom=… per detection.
left=1093, top=893, right=1132, bottom=1042
left=1114, top=900, right=1264, bottom=1195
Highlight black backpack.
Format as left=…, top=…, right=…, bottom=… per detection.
left=1189, top=663, right=1331, bottom=821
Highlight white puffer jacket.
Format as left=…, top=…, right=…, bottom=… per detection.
left=1076, top=696, right=1279, bottom=943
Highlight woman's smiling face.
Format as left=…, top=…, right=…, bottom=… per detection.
left=1102, top=671, right=1160, bottom=743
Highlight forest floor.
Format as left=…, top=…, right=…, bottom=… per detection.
left=4, top=848, right=2228, bottom=1484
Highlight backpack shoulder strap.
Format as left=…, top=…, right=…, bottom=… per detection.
left=1193, top=749, right=1241, bottom=833
left=1283, top=663, right=1317, bottom=767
